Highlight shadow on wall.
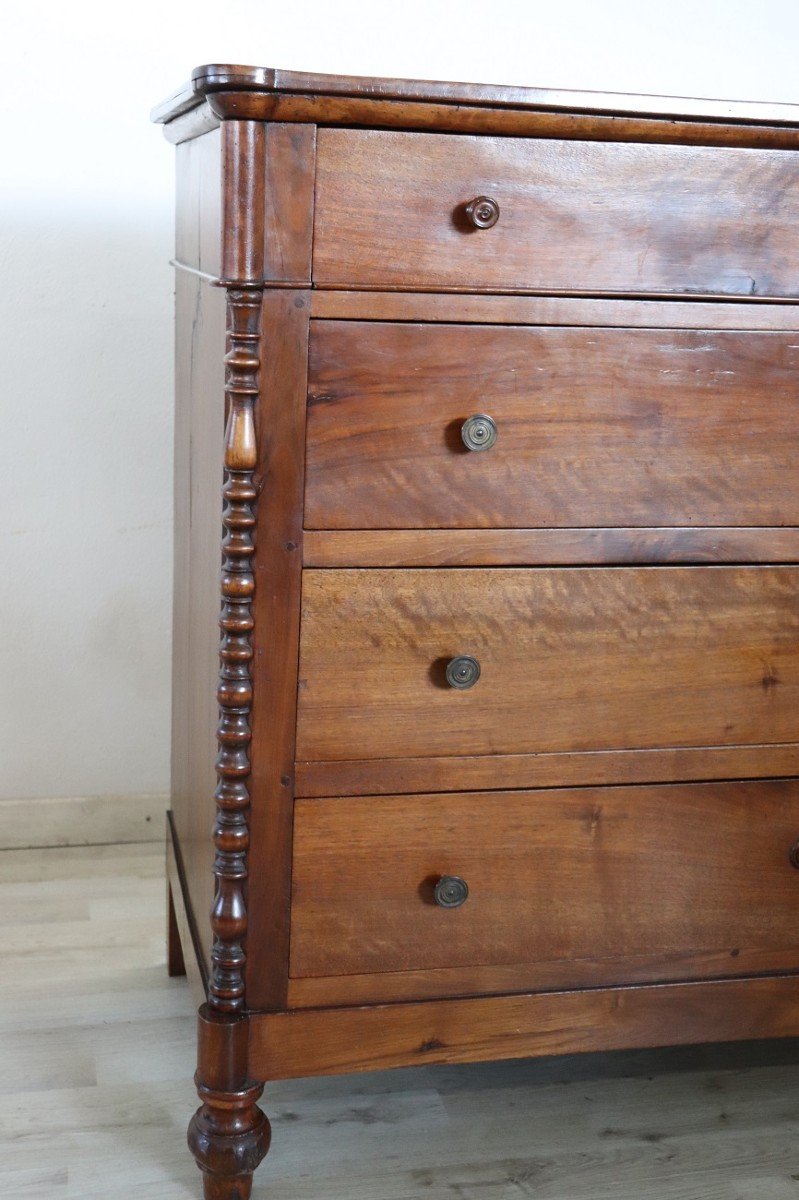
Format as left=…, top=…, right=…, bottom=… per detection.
left=0, top=197, right=176, bottom=801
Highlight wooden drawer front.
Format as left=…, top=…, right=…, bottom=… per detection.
left=312, top=130, right=799, bottom=295
left=296, top=567, right=799, bottom=762
left=290, top=781, right=799, bottom=981
left=306, top=323, right=799, bottom=529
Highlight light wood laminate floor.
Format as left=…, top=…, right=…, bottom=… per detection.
left=2, top=842, right=799, bottom=1199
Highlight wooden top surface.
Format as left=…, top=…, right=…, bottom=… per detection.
left=151, top=63, right=799, bottom=128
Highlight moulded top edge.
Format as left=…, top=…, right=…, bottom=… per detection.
left=150, top=63, right=799, bottom=130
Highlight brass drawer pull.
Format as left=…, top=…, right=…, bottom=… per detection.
left=445, top=655, right=481, bottom=690
left=461, top=413, right=497, bottom=452
left=434, top=875, right=469, bottom=908
left=464, top=195, right=500, bottom=229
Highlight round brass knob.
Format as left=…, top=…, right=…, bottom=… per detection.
left=465, top=196, right=500, bottom=229
left=434, top=875, right=469, bottom=908
left=445, top=655, right=481, bottom=690
left=461, top=413, right=497, bottom=452
left=790, top=840, right=799, bottom=869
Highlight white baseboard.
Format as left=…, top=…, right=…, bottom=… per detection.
left=0, top=792, right=169, bottom=850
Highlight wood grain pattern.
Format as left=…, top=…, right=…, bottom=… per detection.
left=216, top=93, right=799, bottom=152
left=308, top=290, right=799, bottom=328
left=290, top=780, right=799, bottom=982
left=158, top=65, right=799, bottom=1195
left=245, top=292, right=311, bottom=1012
left=296, top=567, right=799, bottom=762
left=295, top=742, right=799, bottom=799
left=162, top=89, right=799, bottom=151
left=287, top=944, right=799, bottom=1007
left=220, top=121, right=264, bottom=284
left=306, top=323, right=799, bottom=529
left=174, top=123, right=315, bottom=284
left=302, top=528, right=799, bottom=568
left=262, top=124, right=316, bottom=284
left=249, top=975, right=799, bottom=1080
left=153, top=64, right=799, bottom=128
left=313, top=131, right=799, bottom=295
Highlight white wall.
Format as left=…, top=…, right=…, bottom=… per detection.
left=2, top=0, right=798, bottom=803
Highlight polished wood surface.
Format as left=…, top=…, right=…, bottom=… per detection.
left=295, top=742, right=799, bottom=800
left=307, top=323, right=799, bottom=529
left=220, top=120, right=264, bottom=284
left=208, top=94, right=799, bottom=152
left=154, top=64, right=799, bottom=126
left=303, top=528, right=799, bottom=568
left=262, top=124, right=315, bottom=284
left=188, top=1006, right=270, bottom=1200
left=287, top=944, right=799, bottom=1008
left=246, top=291, right=311, bottom=1012
left=250, top=976, right=799, bottom=1080
left=161, top=95, right=799, bottom=152
left=172, top=122, right=316, bottom=284
left=309, top=290, right=799, bottom=327
left=290, top=780, right=799, bottom=984
left=153, top=65, right=799, bottom=151
left=209, top=284, right=260, bottom=1017
left=185, top=120, right=272, bottom=1198
left=313, top=131, right=799, bottom=295
left=158, top=65, right=799, bottom=1198
left=296, top=567, right=799, bottom=762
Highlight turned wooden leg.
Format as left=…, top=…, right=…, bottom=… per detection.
left=188, top=1079, right=270, bottom=1199
left=188, top=1006, right=270, bottom=1199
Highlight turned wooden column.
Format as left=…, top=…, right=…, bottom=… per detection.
left=187, top=119, right=270, bottom=1200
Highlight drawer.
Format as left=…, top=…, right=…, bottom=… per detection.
left=312, top=130, right=799, bottom=295
left=306, top=323, right=799, bottom=529
left=290, top=780, right=799, bottom=983
left=295, top=567, right=799, bottom=762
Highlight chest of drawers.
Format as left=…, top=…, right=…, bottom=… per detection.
left=153, top=66, right=799, bottom=1198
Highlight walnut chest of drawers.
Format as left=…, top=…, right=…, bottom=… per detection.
left=153, top=66, right=799, bottom=1197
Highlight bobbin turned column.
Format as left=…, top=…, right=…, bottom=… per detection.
left=187, top=119, right=270, bottom=1200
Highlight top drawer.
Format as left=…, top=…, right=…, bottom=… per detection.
left=313, top=130, right=799, bottom=296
